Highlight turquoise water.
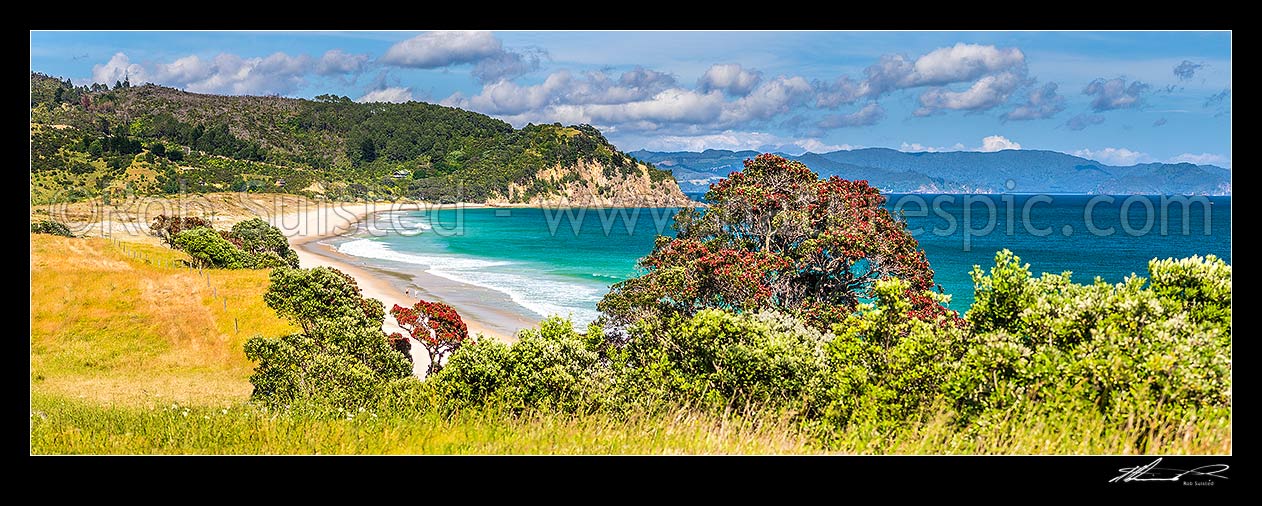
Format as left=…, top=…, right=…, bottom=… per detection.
left=337, top=195, right=1230, bottom=324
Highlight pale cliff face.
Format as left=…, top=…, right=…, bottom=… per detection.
left=487, top=159, right=695, bottom=207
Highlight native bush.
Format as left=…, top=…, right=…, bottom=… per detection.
left=173, top=227, right=247, bottom=268
left=31, top=220, right=74, bottom=237
left=948, top=250, right=1232, bottom=423
left=245, top=266, right=413, bottom=411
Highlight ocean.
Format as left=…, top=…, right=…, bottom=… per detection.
left=333, top=194, right=1231, bottom=328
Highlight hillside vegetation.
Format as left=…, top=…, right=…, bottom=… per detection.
left=30, top=72, right=689, bottom=206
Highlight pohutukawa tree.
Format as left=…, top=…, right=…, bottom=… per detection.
left=391, top=300, right=471, bottom=377
left=599, top=153, right=950, bottom=329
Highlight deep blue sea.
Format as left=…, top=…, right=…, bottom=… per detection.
left=337, top=194, right=1230, bottom=325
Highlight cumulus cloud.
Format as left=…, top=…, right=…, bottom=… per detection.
left=1065, top=113, right=1106, bottom=131
left=381, top=31, right=501, bottom=68
left=92, top=52, right=149, bottom=85
left=1073, top=147, right=1152, bottom=166
left=860, top=43, right=1025, bottom=97
left=979, top=135, right=1021, bottom=152
left=1083, top=78, right=1149, bottom=111
left=1168, top=153, right=1230, bottom=167
left=91, top=51, right=324, bottom=96
left=1152, top=117, right=1168, bottom=127
left=357, top=87, right=414, bottom=103
left=719, top=76, right=814, bottom=125
left=1002, top=82, right=1065, bottom=121
left=451, top=69, right=816, bottom=132
left=381, top=31, right=547, bottom=84
left=816, top=103, right=885, bottom=128
left=914, top=71, right=1025, bottom=116
left=698, top=64, right=763, bottom=96
left=316, top=50, right=369, bottom=75
left=1173, top=60, right=1204, bottom=81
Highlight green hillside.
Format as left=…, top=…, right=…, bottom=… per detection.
left=29, top=72, right=685, bottom=205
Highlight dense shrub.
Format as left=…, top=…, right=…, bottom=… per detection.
left=948, top=250, right=1232, bottom=423
left=432, top=317, right=609, bottom=413
left=173, top=227, right=247, bottom=268
left=166, top=217, right=298, bottom=270
left=150, top=215, right=211, bottom=247
left=824, top=278, right=969, bottom=428
left=31, top=220, right=74, bottom=237
left=229, top=218, right=299, bottom=268
left=245, top=266, right=413, bottom=411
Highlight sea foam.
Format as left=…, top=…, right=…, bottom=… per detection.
left=338, top=238, right=603, bottom=325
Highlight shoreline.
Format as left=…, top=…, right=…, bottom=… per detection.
left=271, top=202, right=521, bottom=378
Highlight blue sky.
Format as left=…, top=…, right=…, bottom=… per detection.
left=30, top=30, right=1232, bottom=167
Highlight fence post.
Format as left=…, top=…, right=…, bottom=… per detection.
left=234, top=318, right=239, bottom=334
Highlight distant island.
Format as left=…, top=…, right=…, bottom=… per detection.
left=30, top=72, right=691, bottom=207
left=632, top=148, right=1231, bottom=195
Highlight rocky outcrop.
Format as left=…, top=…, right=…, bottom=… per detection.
left=487, top=158, right=696, bottom=207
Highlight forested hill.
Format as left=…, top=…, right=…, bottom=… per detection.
left=632, top=147, right=1231, bottom=195
left=30, top=72, right=691, bottom=206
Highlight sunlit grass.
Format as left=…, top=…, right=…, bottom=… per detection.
left=30, top=234, right=296, bottom=407
left=28, top=234, right=1230, bottom=455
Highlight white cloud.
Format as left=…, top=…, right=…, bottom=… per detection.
left=698, top=63, right=762, bottom=96
left=357, top=87, right=413, bottom=103
left=816, top=103, right=885, bottom=128
left=719, top=76, right=814, bottom=125
left=899, top=142, right=965, bottom=153
left=791, top=139, right=858, bottom=154
left=641, top=130, right=782, bottom=152
left=381, top=31, right=501, bottom=68
left=1083, top=78, right=1149, bottom=111
left=93, top=51, right=320, bottom=96
left=1168, top=153, right=1230, bottom=167
left=1002, top=82, right=1065, bottom=121
left=316, top=50, right=369, bottom=75
left=899, top=136, right=1018, bottom=153
left=453, top=69, right=815, bottom=132
left=91, top=52, right=148, bottom=85
left=914, top=71, right=1025, bottom=116
left=1073, top=147, right=1153, bottom=166
left=860, top=43, right=1026, bottom=98
left=979, top=135, right=1021, bottom=152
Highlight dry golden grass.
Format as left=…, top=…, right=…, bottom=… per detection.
left=30, top=234, right=296, bottom=407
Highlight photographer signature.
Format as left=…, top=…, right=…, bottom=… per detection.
left=1110, top=458, right=1229, bottom=483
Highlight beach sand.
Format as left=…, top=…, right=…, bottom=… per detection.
left=272, top=201, right=523, bottom=378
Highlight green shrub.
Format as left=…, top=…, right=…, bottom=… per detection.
left=824, top=278, right=969, bottom=429
left=230, top=218, right=299, bottom=268
left=432, top=317, right=609, bottom=413
left=173, top=227, right=246, bottom=268
left=245, top=266, right=414, bottom=411
left=612, top=309, right=835, bottom=417
left=31, top=220, right=74, bottom=237
left=948, top=250, right=1232, bottom=424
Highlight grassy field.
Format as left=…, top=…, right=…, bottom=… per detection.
left=29, top=234, right=1231, bottom=455
left=30, top=234, right=295, bottom=407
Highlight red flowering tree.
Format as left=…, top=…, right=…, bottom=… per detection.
left=600, top=153, right=952, bottom=329
left=391, top=300, right=470, bottom=377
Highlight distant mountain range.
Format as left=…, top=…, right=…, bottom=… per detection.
left=630, top=148, right=1231, bottom=195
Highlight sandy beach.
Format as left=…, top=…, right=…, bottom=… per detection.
left=268, top=201, right=524, bottom=378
